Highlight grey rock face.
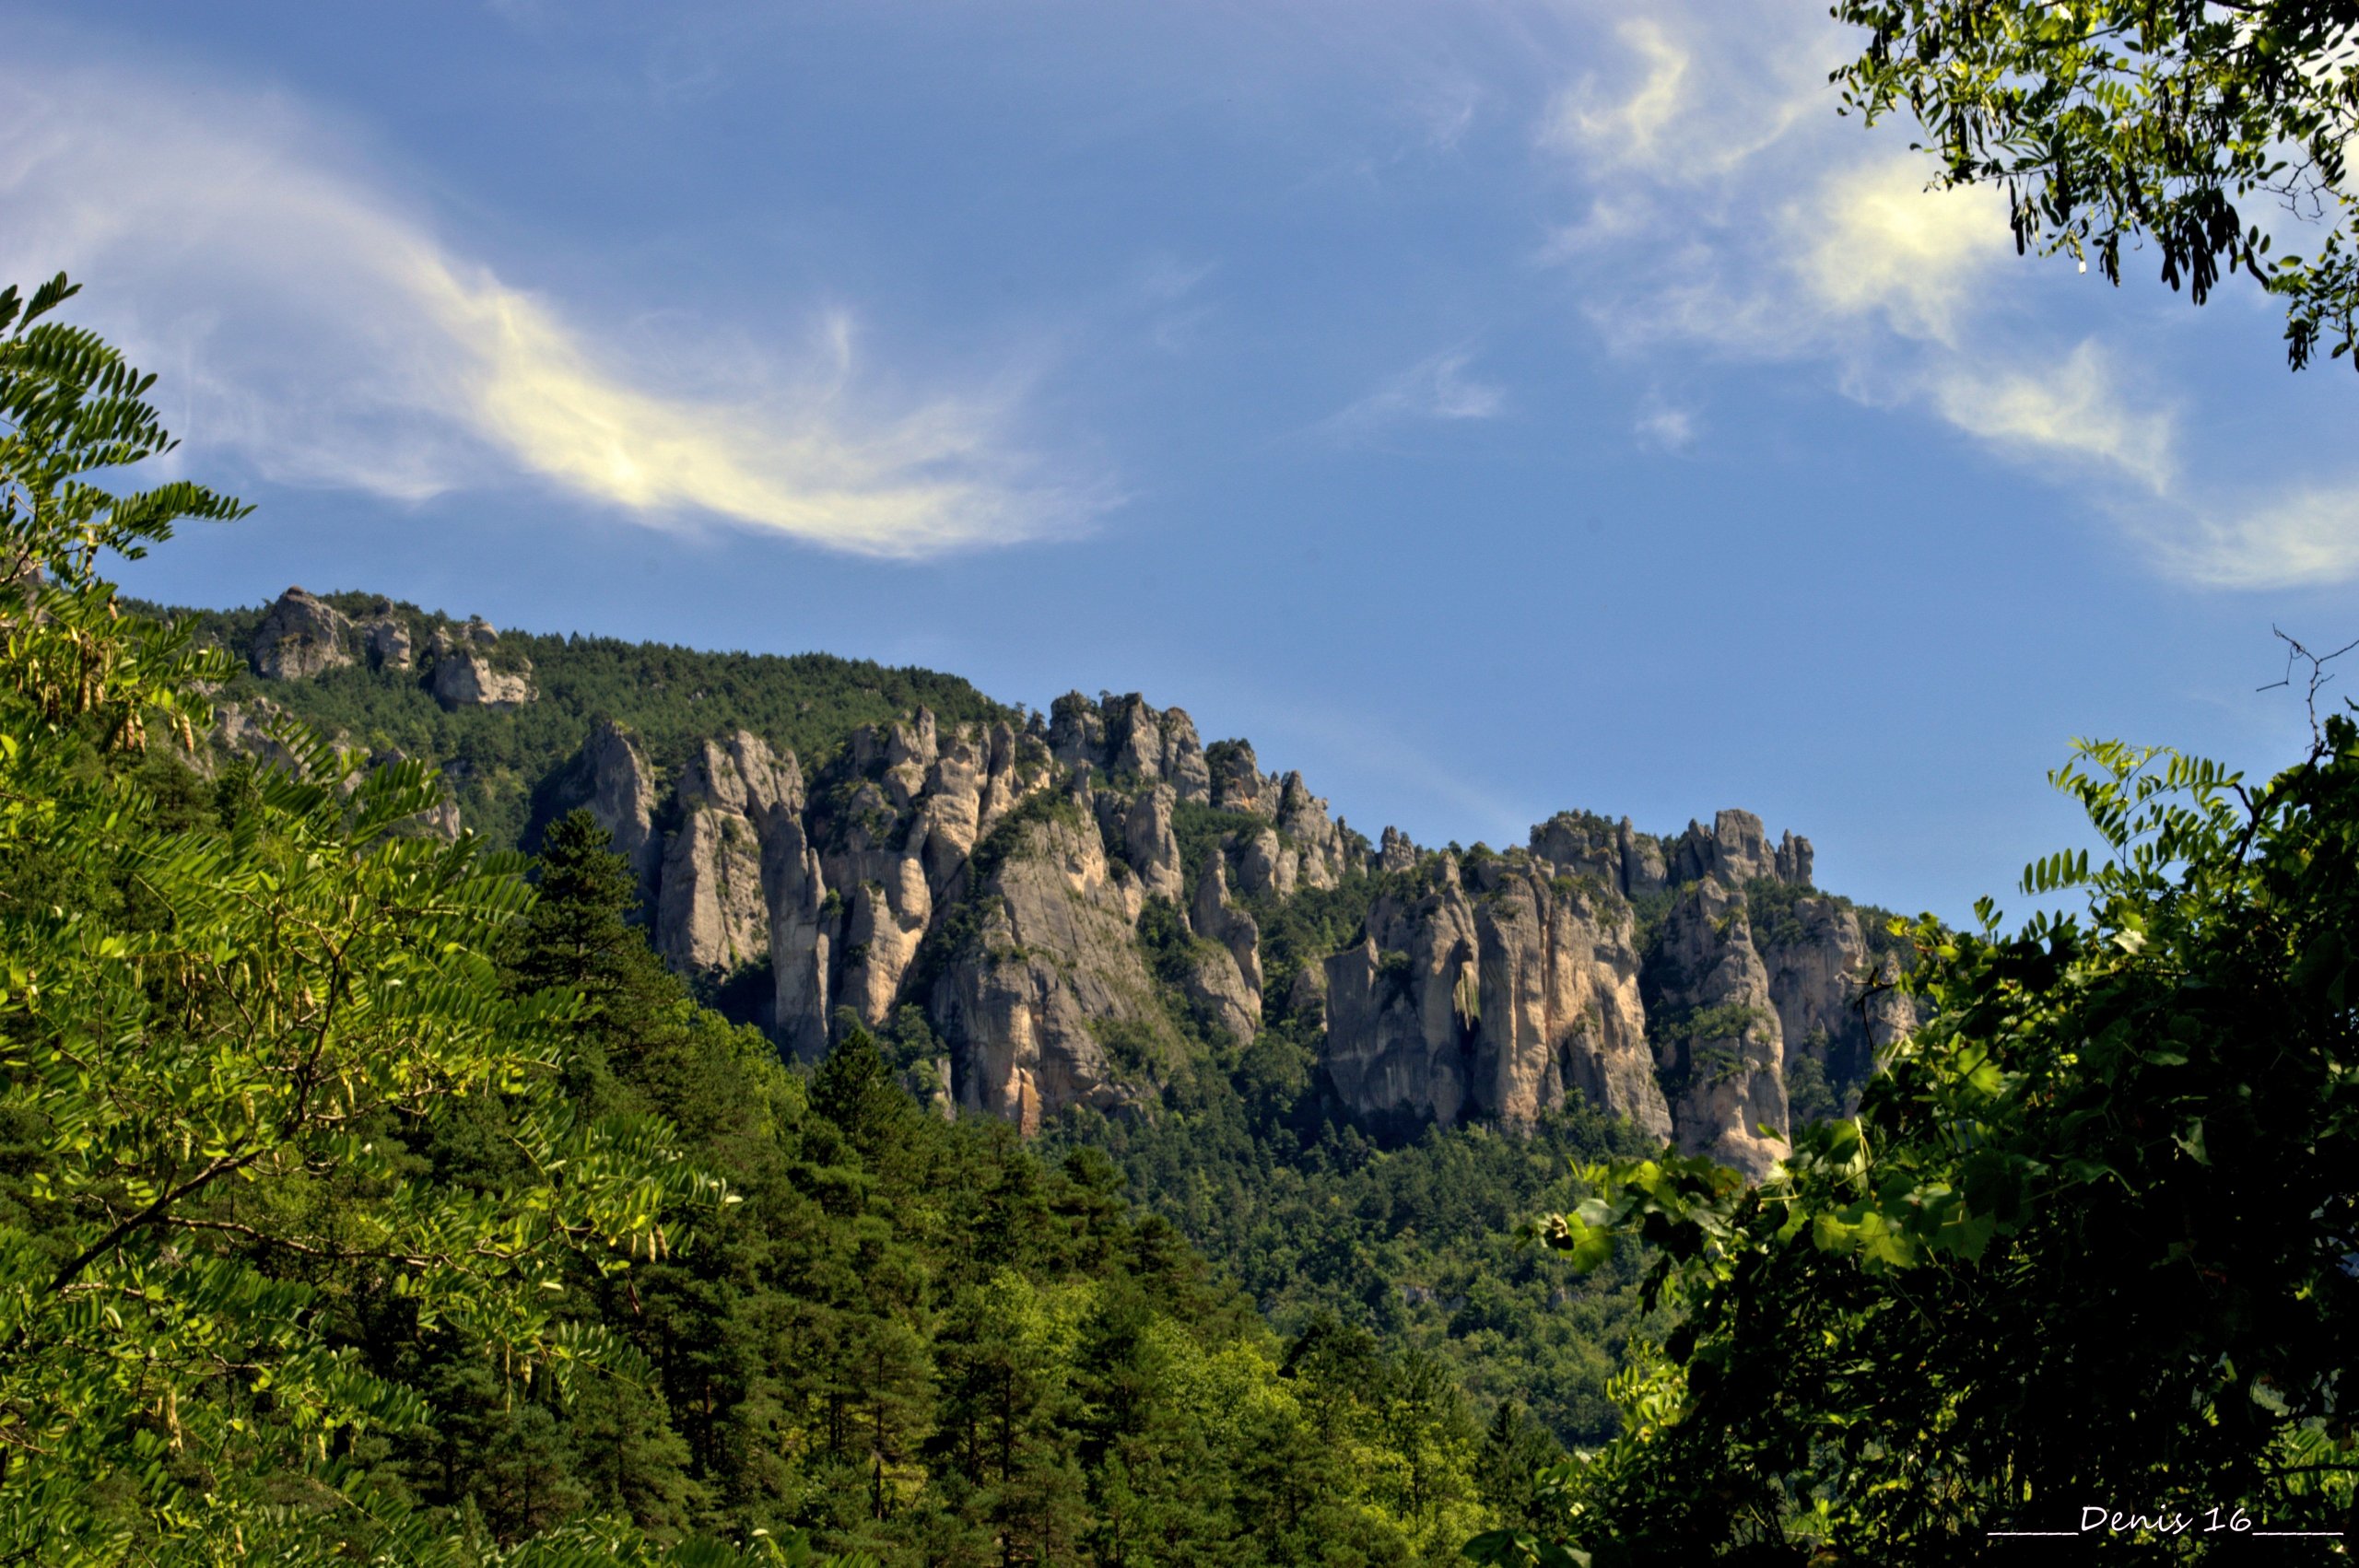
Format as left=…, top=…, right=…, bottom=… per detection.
left=359, top=614, right=413, bottom=672
left=931, top=802, right=1168, bottom=1132
left=1276, top=773, right=1349, bottom=891
left=1774, top=831, right=1814, bottom=888
left=1044, top=692, right=1213, bottom=803
left=1618, top=818, right=1668, bottom=896
left=1180, top=942, right=1259, bottom=1046
left=1159, top=709, right=1212, bottom=803
left=1235, top=825, right=1297, bottom=899
left=1758, top=894, right=1870, bottom=1087
left=1320, top=852, right=1667, bottom=1138
left=1648, top=878, right=1790, bottom=1179
left=250, top=588, right=352, bottom=681
left=766, top=812, right=834, bottom=1061
left=656, top=731, right=803, bottom=976
left=357, top=635, right=1899, bottom=1177
left=1207, top=739, right=1277, bottom=819
left=1667, top=810, right=1810, bottom=889
left=1046, top=691, right=1108, bottom=773
left=429, top=647, right=534, bottom=710
left=1191, top=849, right=1264, bottom=1021
left=1121, top=783, right=1187, bottom=906
left=769, top=711, right=1054, bottom=1059
left=1530, top=812, right=1623, bottom=891
left=569, top=719, right=663, bottom=898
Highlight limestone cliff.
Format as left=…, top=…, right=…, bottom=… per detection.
left=767, top=711, right=1055, bottom=1059
left=544, top=718, right=663, bottom=900
left=929, top=796, right=1171, bottom=1132
left=245, top=587, right=534, bottom=711
left=1645, top=878, right=1790, bottom=1180
left=656, top=731, right=801, bottom=977
left=427, top=625, right=534, bottom=710
left=249, top=588, right=353, bottom=681
left=205, top=593, right=1922, bottom=1173
left=1321, top=848, right=1668, bottom=1141
left=1755, top=890, right=1919, bottom=1104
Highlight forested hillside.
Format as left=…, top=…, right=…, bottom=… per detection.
left=346, top=811, right=1537, bottom=1562
left=167, top=582, right=1917, bottom=1462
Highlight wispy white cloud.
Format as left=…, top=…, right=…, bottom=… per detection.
left=1634, top=396, right=1698, bottom=453
left=0, top=61, right=1094, bottom=558
left=1927, top=342, right=2177, bottom=494
left=2148, top=485, right=2359, bottom=589
left=1543, top=18, right=1690, bottom=169
left=1792, top=154, right=2011, bottom=345
left=1320, top=349, right=1506, bottom=439
left=1532, top=0, right=2359, bottom=589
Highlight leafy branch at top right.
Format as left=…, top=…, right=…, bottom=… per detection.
left=1833, top=0, right=2359, bottom=369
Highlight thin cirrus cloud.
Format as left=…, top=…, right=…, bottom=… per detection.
left=0, top=63, right=1089, bottom=559
left=1318, top=348, right=1507, bottom=441
left=1535, top=0, right=2359, bottom=591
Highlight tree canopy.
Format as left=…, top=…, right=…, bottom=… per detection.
left=1485, top=690, right=2359, bottom=1562
left=1834, top=0, right=2359, bottom=368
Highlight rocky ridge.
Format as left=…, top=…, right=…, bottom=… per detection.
left=244, top=587, right=535, bottom=711
left=219, top=607, right=1916, bottom=1178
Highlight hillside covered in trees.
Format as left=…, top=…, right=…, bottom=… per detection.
left=159, top=581, right=1923, bottom=1453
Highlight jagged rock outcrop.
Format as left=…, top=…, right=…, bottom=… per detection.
left=1756, top=894, right=1917, bottom=1099
left=1191, top=851, right=1264, bottom=1000
left=1180, top=941, right=1259, bottom=1046
left=1647, top=878, right=1790, bottom=1178
left=1047, top=692, right=1211, bottom=802
left=539, top=718, right=663, bottom=899
left=1276, top=773, right=1350, bottom=890
left=1207, top=739, right=1278, bottom=819
left=1121, top=784, right=1186, bottom=905
left=250, top=588, right=352, bottom=681
left=428, top=625, right=534, bottom=710
left=769, top=711, right=1053, bottom=1059
left=931, top=799, right=1168, bottom=1132
left=1531, top=813, right=1623, bottom=889
left=361, top=616, right=412, bottom=672
left=766, top=810, right=834, bottom=1062
left=1668, top=810, right=1811, bottom=890
left=1322, top=851, right=1668, bottom=1138
left=1235, top=826, right=1297, bottom=899
left=1530, top=812, right=1676, bottom=901
left=1758, top=895, right=1869, bottom=1083
left=656, top=731, right=802, bottom=976
left=225, top=586, right=1917, bottom=1176
left=1774, top=831, right=1813, bottom=887
left=1619, top=818, right=1668, bottom=895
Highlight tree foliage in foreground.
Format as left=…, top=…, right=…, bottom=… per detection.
left=1834, top=0, right=2359, bottom=369
left=1484, top=708, right=2359, bottom=1562
left=0, top=275, right=823, bottom=1563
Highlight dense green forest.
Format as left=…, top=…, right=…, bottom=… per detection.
left=350, top=809, right=1543, bottom=1562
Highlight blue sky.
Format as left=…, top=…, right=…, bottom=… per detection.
left=6, top=1, right=2354, bottom=920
